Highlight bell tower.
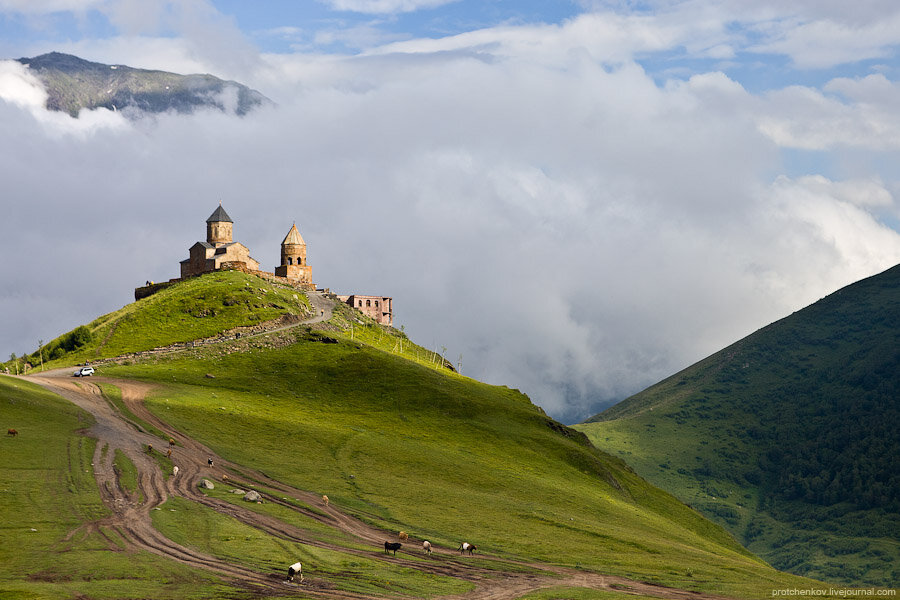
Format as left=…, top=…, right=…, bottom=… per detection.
left=206, top=204, right=233, bottom=246
left=275, top=223, right=312, bottom=285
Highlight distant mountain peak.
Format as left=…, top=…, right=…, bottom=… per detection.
left=15, top=51, right=271, bottom=118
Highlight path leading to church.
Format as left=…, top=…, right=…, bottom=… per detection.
left=24, top=370, right=737, bottom=600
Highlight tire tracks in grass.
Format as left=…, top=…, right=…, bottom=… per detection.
left=28, top=372, right=737, bottom=600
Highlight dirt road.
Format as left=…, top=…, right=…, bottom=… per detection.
left=27, top=371, right=735, bottom=600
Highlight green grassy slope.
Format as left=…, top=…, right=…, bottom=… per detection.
left=2, top=271, right=838, bottom=598
left=576, top=263, right=900, bottom=586
left=6, top=270, right=312, bottom=370
left=0, top=376, right=235, bottom=599
left=99, top=336, right=827, bottom=598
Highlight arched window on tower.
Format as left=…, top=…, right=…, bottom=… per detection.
left=287, top=257, right=293, bottom=265
left=366, top=299, right=371, bottom=307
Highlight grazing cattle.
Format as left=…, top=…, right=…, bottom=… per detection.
left=147, top=444, right=153, bottom=454
left=322, top=494, right=329, bottom=506
left=207, top=457, right=214, bottom=467
left=423, top=540, right=432, bottom=555
left=7, top=429, right=17, bottom=437
left=287, top=561, right=303, bottom=582
left=172, top=466, right=179, bottom=477
left=384, top=541, right=402, bottom=555
left=222, top=474, right=229, bottom=482
left=168, top=438, right=176, bottom=448
left=166, top=449, right=172, bottom=458
left=458, top=542, right=477, bottom=555
left=398, top=531, right=408, bottom=541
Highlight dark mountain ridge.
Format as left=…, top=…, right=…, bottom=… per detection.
left=16, top=51, right=269, bottom=117
left=577, top=263, right=900, bottom=585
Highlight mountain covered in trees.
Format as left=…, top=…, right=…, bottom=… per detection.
left=16, top=52, right=269, bottom=117
left=576, top=263, right=900, bottom=586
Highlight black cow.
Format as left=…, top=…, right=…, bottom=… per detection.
left=384, top=541, right=402, bottom=555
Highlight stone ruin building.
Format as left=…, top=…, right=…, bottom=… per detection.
left=336, top=295, right=393, bottom=326
left=135, top=204, right=393, bottom=326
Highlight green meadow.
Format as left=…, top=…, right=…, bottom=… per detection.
left=101, top=327, right=830, bottom=598
left=0, top=271, right=847, bottom=598
left=0, top=376, right=233, bottom=600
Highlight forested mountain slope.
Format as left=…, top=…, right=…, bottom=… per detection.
left=577, top=263, right=900, bottom=586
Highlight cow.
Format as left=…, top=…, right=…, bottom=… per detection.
left=384, top=541, right=402, bottom=555
left=398, top=531, right=408, bottom=541
left=168, top=438, right=176, bottom=448
left=207, top=457, right=214, bottom=467
left=7, top=429, right=17, bottom=437
left=423, top=540, right=432, bottom=555
left=458, top=542, right=477, bottom=555
left=172, top=466, right=179, bottom=477
left=287, top=562, right=303, bottom=582
left=322, top=494, right=329, bottom=506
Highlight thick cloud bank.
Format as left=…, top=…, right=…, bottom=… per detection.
left=3, top=15, right=900, bottom=422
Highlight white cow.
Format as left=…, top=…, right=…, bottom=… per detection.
left=287, top=562, right=302, bottom=582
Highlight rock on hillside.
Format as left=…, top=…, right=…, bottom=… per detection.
left=16, top=51, right=270, bottom=117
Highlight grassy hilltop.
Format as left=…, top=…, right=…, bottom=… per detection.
left=577, top=264, right=900, bottom=586
left=1, top=271, right=837, bottom=598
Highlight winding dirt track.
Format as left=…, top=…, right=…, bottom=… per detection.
left=28, top=371, right=736, bottom=600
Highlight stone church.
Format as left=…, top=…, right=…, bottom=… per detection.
left=180, top=205, right=261, bottom=278
left=136, top=204, right=392, bottom=326
left=178, top=205, right=314, bottom=289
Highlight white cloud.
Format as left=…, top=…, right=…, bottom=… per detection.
left=0, top=59, right=128, bottom=135
left=0, top=0, right=102, bottom=12
left=320, top=0, right=459, bottom=15
left=757, top=76, right=900, bottom=150
left=750, top=12, right=900, bottom=69
left=0, top=60, right=47, bottom=109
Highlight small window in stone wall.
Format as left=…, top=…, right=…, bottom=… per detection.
left=358, top=300, right=362, bottom=307
left=366, top=299, right=371, bottom=307
left=375, top=300, right=379, bottom=307
left=288, top=257, right=293, bottom=265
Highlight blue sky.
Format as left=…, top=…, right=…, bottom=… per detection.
left=2, top=0, right=900, bottom=421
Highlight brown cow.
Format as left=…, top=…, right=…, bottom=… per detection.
left=7, top=429, right=18, bottom=437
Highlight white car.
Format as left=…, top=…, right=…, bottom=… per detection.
left=73, top=366, right=95, bottom=377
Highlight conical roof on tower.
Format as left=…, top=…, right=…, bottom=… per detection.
left=207, top=204, right=233, bottom=223
left=282, top=223, right=305, bottom=245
